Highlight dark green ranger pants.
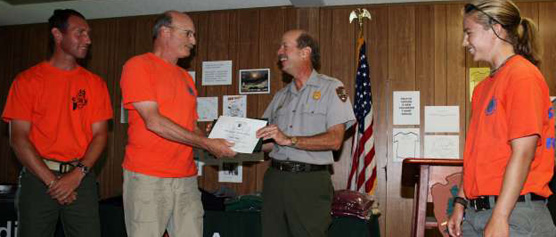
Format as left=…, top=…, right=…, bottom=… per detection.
left=16, top=168, right=101, bottom=237
left=262, top=167, right=333, bottom=237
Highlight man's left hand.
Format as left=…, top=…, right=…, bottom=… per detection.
left=484, top=215, right=510, bottom=237
left=256, top=124, right=290, bottom=146
left=47, top=169, right=83, bottom=202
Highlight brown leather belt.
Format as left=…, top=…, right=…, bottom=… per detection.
left=271, top=159, right=330, bottom=173
left=469, top=193, right=546, bottom=211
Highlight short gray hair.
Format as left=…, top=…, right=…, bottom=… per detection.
left=152, top=11, right=173, bottom=40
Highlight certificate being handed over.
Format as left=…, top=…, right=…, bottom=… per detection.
left=208, top=116, right=268, bottom=154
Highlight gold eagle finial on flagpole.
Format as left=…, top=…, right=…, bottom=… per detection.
left=349, top=8, right=372, bottom=33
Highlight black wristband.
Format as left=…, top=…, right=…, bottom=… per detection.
left=453, top=196, right=468, bottom=208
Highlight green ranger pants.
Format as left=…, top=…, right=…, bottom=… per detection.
left=262, top=167, right=333, bottom=237
left=16, top=168, right=100, bottom=237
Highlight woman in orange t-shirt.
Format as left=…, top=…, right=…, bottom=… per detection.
left=447, top=0, right=556, bottom=236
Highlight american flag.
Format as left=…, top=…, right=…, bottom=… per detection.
left=347, top=37, right=377, bottom=194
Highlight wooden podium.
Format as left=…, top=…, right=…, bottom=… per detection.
left=402, top=158, right=463, bottom=237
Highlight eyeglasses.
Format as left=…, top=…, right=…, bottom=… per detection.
left=168, top=25, right=196, bottom=38
left=464, top=4, right=506, bottom=28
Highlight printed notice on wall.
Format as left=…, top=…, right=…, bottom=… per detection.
left=223, top=95, right=247, bottom=118
left=202, top=60, right=232, bottom=86
left=218, top=162, right=243, bottom=183
left=393, top=91, right=420, bottom=125
left=424, top=135, right=459, bottom=159
left=392, top=128, right=420, bottom=162
left=120, top=102, right=128, bottom=124
left=188, top=71, right=196, bottom=83
left=197, top=97, right=218, bottom=122
left=424, top=106, right=460, bottom=133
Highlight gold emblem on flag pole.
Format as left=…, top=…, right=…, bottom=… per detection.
left=349, top=8, right=372, bottom=32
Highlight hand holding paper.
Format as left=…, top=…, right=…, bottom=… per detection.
left=208, top=116, right=268, bottom=153
left=256, top=124, right=290, bottom=146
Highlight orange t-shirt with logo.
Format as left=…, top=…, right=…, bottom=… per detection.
left=120, top=53, right=198, bottom=178
left=2, top=62, right=113, bottom=162
left=463, top=55, right=554, bottom=199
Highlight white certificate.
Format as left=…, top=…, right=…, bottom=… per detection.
left=208, top=116, right=267, bottom=153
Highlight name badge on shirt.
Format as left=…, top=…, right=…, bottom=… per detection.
left=313, top=91, right=321, bottom=100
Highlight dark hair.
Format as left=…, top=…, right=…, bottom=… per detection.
left=296, top=32, right=321, bottom=70
left=152, top=11, right=173, bottom=40
left=464, top=0, right=541, bottom=66
left=47, top=9, right=86, bottom=55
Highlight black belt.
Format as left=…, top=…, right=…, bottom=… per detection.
left=271, top=159, right=330, bottom=173
left=469, top=193, right=546, bottom=211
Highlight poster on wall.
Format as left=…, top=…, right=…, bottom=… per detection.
left=393, top=91, right=420, bottom=125
left=218, top=162, right=243, bottom=183
left=223, top=95, right=247, bottom=118
left=469, top=67, right=489, bottom=101
left=424, top=106, right=460, bottom=133
left=202, top=60, right=232, bottom=86
left=197, top=97, right=218, bottom=122
left=392, top=128, right=420, bottom=162
left=195, top=160, right=204, bottom=176
left=239, top=68, right=270, bottom=94
left=424, top=135, right=459, bottom=159
left=188, top=71, right=196, bottom=83
left=120, top=102, right=128, bottom=124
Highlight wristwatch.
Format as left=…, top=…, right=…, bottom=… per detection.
left=290, top=136, right=298, bottom=147
left=75, top=162, right=90, bottom=175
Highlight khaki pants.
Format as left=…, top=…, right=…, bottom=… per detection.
left=123, top=169, right=203, bottom=237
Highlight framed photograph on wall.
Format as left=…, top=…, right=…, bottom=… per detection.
left=239, top=68, right=270, bottom=94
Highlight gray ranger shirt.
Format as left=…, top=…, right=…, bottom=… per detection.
left=262, top=70, right=356, bottom=165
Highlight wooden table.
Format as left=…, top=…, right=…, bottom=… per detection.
left=402, top=158, right=463, bottom=237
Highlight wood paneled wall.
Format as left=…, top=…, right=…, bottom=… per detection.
left=1, top=1, right=555, bottom=236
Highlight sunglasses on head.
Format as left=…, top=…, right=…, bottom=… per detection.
left=464, top=3, right=506, bottom=27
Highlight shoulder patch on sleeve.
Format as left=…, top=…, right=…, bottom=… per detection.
left=336, top=86, right=347, bottom=102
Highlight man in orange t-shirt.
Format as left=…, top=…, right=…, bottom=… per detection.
left=120, top=11, right=235, bottom=237
left=2, top=9, right=112, bottom=237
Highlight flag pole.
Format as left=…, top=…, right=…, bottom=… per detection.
left=348, top=8, right=381, bottom=216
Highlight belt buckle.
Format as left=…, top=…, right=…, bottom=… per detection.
left=472, top=196, right=490, bottom=211
left=59, top=162, right=75, bottom=174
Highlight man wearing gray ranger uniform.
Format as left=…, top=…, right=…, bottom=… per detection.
left=256, top=29, right=356, bottom=237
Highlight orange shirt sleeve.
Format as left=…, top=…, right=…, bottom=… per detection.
left=121, top=57, right=155, bottom=109
left=2, top=75, right=36, bottom=122
left=504, top=73, right=545, bottom=142
left=91, top=76, right=113, bottom=122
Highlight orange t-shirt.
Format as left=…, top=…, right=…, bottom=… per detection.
left=120, top=53, right=198, bottom=178
left=2, top=62, right=113, bottom=162
left=463, top=55, right=554, bottom=199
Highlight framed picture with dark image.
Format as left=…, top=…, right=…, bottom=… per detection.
left=239, top=68, right=270, bottom=94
